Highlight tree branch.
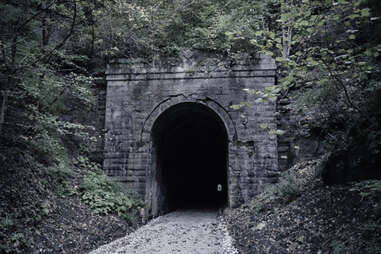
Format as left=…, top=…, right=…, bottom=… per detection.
left=14, top=1, right=56, bottom=34
left=44, top=0, right=77, bottom=62
left=321, top=59, right=368, bottom=121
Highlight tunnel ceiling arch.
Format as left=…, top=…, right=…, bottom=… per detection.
left=140, top=96, right=237, bottom=144
left=103, top=52, right=281, bottom=219
left=152, top=102, right=228, bottom=142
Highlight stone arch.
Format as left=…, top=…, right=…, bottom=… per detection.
left=144, top=100, right=233, bottom=218
left=140, top=95, right=237, bottom=144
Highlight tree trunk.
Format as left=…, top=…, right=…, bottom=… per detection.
left=0, top=90, right=8, bottom=135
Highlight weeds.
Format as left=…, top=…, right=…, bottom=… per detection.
left=81, top=167, right=142, bottom=220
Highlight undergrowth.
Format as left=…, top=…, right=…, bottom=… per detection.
left=0, top=134, right=74, bottom=253
left=329, top=180, right=381, bottom=254
left=249, top=158, right=324, bottom=213
left=0, top=148, right=141, bottom=253
left=76, top=156, right=143, bottom=221
left=246, top=159, right=381, bottom=254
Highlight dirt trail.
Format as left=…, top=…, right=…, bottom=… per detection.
left=89, top=209, right=238, bottom=254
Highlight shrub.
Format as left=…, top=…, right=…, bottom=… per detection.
left=81, top=170, right=142, bottom=219
left=250, top=158, right=324, bottom=212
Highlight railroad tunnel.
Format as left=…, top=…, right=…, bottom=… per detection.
left=150, top=102, right=228, bottom=215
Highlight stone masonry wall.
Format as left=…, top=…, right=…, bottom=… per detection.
left=103, top=53, right=279, bottom=216
left=277, top=96, right=330, bottom=170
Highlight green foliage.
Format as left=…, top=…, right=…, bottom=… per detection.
left=233, top=0, right=381, bottom=181
left=0, top=231, right=30, bottom=254
left=91, top=0, right=264, bottom=58
left=0, top=2, right=129, bottom=252
left=330, top=221, right=381, bottom=254
left=251, top=160, right=323, bottom=213
left=324, top=181, right=381, bottom=253
left=265, top=169, right=307, bottom=204
left=81, top=169, right=142, bottom=219
left=242, top=0, right=381, bottom=111
left=349, top=180, right=381, bottom=199
left=0, top=164, right=70, bottom=253
left=0, top=0, right=99, bottom=172
left=75, top=155, right=101, bottom=172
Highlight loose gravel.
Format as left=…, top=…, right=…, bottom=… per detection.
left=89, top=209, right=238, bottom=254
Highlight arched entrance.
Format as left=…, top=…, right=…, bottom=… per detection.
left=147, top=102, right=229, bottom=217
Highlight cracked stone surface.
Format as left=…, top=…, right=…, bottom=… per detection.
left=88, top=210, right=238, bottom=254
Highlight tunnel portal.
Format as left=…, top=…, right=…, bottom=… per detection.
left=151, top=103, right=228, bottom=213
left=103, top=53, right=280, bottom=220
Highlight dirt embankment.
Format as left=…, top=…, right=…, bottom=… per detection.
left=30, top=195, right=138, bottom=254
left=0, top=163, right=142, bottom=254
left=225, top=160, right=381, bottom=254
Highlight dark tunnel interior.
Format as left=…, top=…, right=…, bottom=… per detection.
left=152, top=103, right=228, bottom=211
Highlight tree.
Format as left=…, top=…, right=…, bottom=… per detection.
left=243, top=0, right=381, bottom=181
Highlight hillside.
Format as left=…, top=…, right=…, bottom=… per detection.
left=226, top=159, right=381, bottom=253
left=0, top=154, right=143, bottom=254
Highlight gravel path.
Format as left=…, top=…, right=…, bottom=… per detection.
left=89, top=209, right=238, bottom=254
